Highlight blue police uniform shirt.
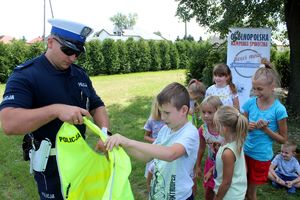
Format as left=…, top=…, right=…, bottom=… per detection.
left=0, top=54, right=104, bottom=146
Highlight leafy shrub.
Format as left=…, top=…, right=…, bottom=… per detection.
left=158, top=41, right=171, bottom=70
left=148, top=40, right=161, bottom=71
left=274, top=50, right=290, bottom=89
left=101, top=39, right=119, bottom=74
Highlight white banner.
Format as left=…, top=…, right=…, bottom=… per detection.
left=227, top=28, right=271, bottom=111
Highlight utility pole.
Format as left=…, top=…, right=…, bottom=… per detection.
left=184, top=20, right=187, bottom=39
left=49, top=0, right=54, bottom=18
left=42, top=0, right=54, bottom=42
left=43, top=0, right=46, bottom=41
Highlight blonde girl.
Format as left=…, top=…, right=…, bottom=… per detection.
left=144, top=98, right=165, bottom=143
left=213, top=106, right=248, bottom=200
left=143, top=97, right=165, bottom=192
left=187, top=79, right=206, bottom=128
left=243, top=60, right=288, bottom=200
left=205, top=63, right=240, bottom=110
left=195, top=96, right=224, bottom=200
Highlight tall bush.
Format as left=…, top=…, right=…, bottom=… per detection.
left=136, top=39, right=151, bottom=72
left=148, top=40, right=161, bottom=71
left=125, top=38, right=138, bottom=72
left=0, top=43, right=10, bottom=82
left=175, top=40, right=190, bottom=69
left=169, top=42, right=179, bottom=69
left=101, top=39, right=119, bottom=74
left=7, top=40, right=29, bottom=72
left=158, top=40, right=171, bottom=70
left=79, top=40, right=104, bottom=76
left=187, top=42, right=227, bottom=87
left=115, top=40, right=130, bottom=73
left=274, top=50, right=290, bottom=89
left=27, top=42, right=46, bottom=59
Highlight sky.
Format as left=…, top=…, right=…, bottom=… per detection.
left=0, top=0, right=208, bottom=41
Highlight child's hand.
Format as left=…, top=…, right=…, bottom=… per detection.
left=95, top=138, right=109, bottom=159
left=256, top=119, right=269, bottom=129
left=286, top=181, right=293, bottom=188
left=248, top=122, right=257, bottom=131
left=105, top=134, right=129, bottom=151
left=204, top=171, right=212, bottom=183
left=195, top=166, right=202, bottom=178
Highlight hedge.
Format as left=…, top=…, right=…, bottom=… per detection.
left=0, top=39, right=290, bottom=89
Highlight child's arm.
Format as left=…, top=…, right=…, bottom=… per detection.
left=268, top=163, right=285, bottom=185
left=204, top=165, right=215, bottom=183
left=257, top=118, right=288, bottom=144
left=214, top=148, right=235, bottom=200
left=196, top=132, right=206, bottom=177
left=195, top=134, right=206, bottom=178
left=243, top=112, right=257, bottom=131
left=232, top=96, right=240, bottom=111
left=105, top=133, right=186, bottom=162
left=144, top=130, right=155, bottom=143
left=286, top=175, right=300, bottom=188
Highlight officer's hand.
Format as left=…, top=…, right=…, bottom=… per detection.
left=55, top=104, right=91, bottom=124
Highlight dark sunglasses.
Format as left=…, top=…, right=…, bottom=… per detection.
left=53, top=38, right=82, bottom=57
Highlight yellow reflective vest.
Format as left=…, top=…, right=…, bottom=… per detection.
left=56, top=117, right=134, bottom=200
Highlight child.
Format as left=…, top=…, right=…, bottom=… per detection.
left=268, top=141, right=300, bottom=194
left=187, top=79, right=206, bottom=128
left=105, top=82, right=199, bottom=200
left=243, top=61, right=288, bottom=200
left=205, top=63, right=240, bottom=110
left=213, top=106, right=248, bottom=200
left=196, top=96, right=224, bottom=200
left=144, top=98, right=165, bottom=143
left=143, top=98, right=165, bottom=192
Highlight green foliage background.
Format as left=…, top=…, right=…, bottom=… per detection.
left=0, top=39, right=290, bottom=91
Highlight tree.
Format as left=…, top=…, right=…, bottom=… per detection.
left=176, top=0, right=300, bottom=116
left=127, top=13, right=138, bottom=29
left=110, top=12, right=138, bottom=32
left=176, top=3, right=193, bottom=38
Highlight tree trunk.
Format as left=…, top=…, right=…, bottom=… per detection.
left=285, top=0, right=300, bottom=116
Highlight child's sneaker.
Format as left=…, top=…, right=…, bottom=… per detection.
left=271, top=181, right=282, bottom=189
left=287, top=186, right=296, bottom=194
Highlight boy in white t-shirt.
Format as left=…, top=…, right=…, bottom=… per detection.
left=268, top=141, right=300, bottom=194
left=105, top=82, right=199, bottom=200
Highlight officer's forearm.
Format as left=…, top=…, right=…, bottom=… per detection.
left=0, top=106, right=58, bottom=135
left=91, top=106, right=110, bottom=130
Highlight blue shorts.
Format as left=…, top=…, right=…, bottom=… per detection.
left=275, top=171, right=298, bottom=182
left=34, top=157, right=64, bottom=200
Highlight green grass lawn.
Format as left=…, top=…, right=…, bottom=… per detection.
left=1, top=69, right=300, bottom=200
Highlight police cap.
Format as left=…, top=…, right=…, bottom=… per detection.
left=48, top=18, right=93, bottom=52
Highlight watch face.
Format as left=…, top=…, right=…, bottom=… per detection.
left=81, top=27, right=92, bottom=37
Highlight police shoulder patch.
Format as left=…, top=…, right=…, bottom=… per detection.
left=15, top=60, right=35, bottom=70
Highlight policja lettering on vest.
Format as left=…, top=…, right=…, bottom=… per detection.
left=59, top=132, right=81, bottom=143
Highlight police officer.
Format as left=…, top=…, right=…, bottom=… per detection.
left=0, top=19, right=109, bottom=199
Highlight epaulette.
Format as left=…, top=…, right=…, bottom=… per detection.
left=72, top=63, right=86, bottom=72
left=15, top=60, right=35, bottom=70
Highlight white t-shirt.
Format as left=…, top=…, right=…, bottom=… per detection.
left=205, top=84, right=237, bottom=106
left=149, top=122, right=199, bottom=200
left=214, top=141, right=247, bottom=200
